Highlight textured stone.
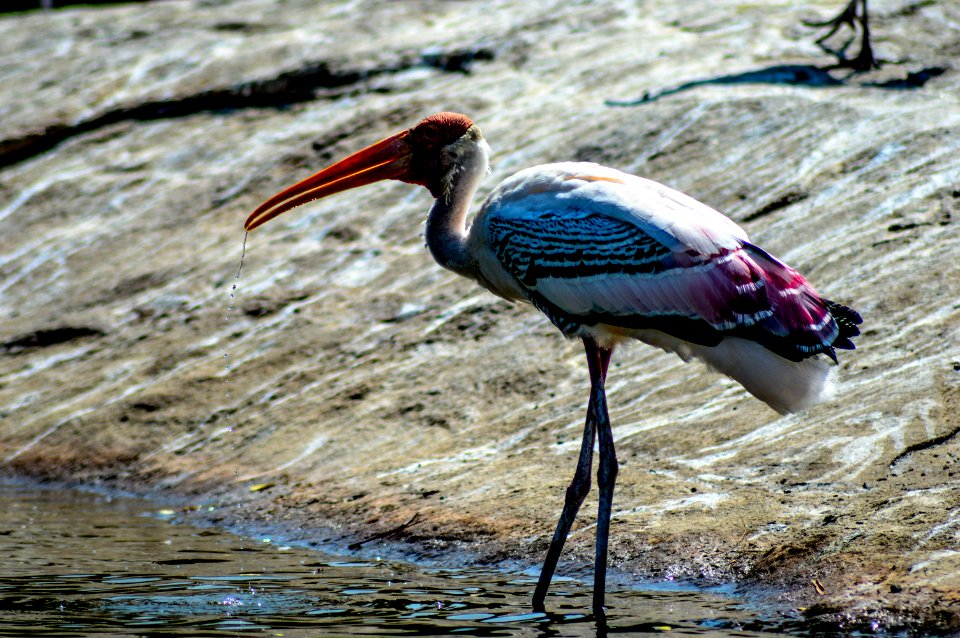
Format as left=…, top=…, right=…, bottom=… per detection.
left=2, top=0, right=960, bottom=631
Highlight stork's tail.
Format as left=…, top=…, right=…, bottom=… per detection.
left=688, top=297, right=861, bottom=414
left=690, top=337, right=835, bottom=414
left=685, top=296, right=861, bottom=414
left=624, top=243, right=863, bottom=414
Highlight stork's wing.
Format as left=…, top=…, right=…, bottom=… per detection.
left=477, top=163, right=847, bottom=361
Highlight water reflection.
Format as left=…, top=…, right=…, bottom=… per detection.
left=0, top=481, right=800, bottom=636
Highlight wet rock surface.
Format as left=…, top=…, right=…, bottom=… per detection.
left=2, top=0, right=960, bottom=632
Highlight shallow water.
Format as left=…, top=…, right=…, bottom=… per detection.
left=0, top=482, right=806, bottom=637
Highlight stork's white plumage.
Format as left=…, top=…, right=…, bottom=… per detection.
left=245, top=112, right=862, bottom=615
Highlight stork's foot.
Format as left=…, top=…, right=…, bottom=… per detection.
left=803, top=0, right=881, bottom=71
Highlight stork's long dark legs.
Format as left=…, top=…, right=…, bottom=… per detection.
left=533, top=337, right=614, bottom=614
left=592, top=346, right=617, bottom=613
left=804, top=0, right=880, bottom=71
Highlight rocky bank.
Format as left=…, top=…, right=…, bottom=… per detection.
left=2, top=0, right=960, bottom=632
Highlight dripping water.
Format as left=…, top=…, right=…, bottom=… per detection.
left=221, top=232, right=248, bottom=453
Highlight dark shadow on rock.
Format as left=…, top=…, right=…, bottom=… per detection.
left=605, top=64, right=949, bottom=107
left=2, top=326, right=105, bottom=354
left=0, top=0, right=161, bottom=13
left=863, top=66, right=949, bottom=90
left=0, top=45, right=495, bottom=169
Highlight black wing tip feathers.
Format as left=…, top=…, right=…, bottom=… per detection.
left=824, top=299, right=863, bottom=351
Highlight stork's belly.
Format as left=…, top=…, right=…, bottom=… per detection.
left=579, top=323, right=697, bottom=359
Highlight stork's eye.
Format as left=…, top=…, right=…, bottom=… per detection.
left=415, top=123, right=443, bottom=147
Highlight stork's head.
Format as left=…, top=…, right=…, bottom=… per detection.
left=245, top=112, right=488, bottom=231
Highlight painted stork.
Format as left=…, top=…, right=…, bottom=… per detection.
left=245, top=112, right=862, bottom=614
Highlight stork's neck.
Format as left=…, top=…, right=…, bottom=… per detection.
left=424, top=130, right=490, bottom=279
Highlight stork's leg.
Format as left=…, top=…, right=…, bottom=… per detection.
left=532, top=387, right=596, bottom=611
left=592, top=345, right=617, bottom=614
left=532, top=337, right=612, bottom=612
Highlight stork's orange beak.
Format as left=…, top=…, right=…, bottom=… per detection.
left=245, top=130, right=413, bottom=231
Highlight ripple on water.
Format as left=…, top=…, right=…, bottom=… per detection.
left=0, top=481, right=811, bottom=636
